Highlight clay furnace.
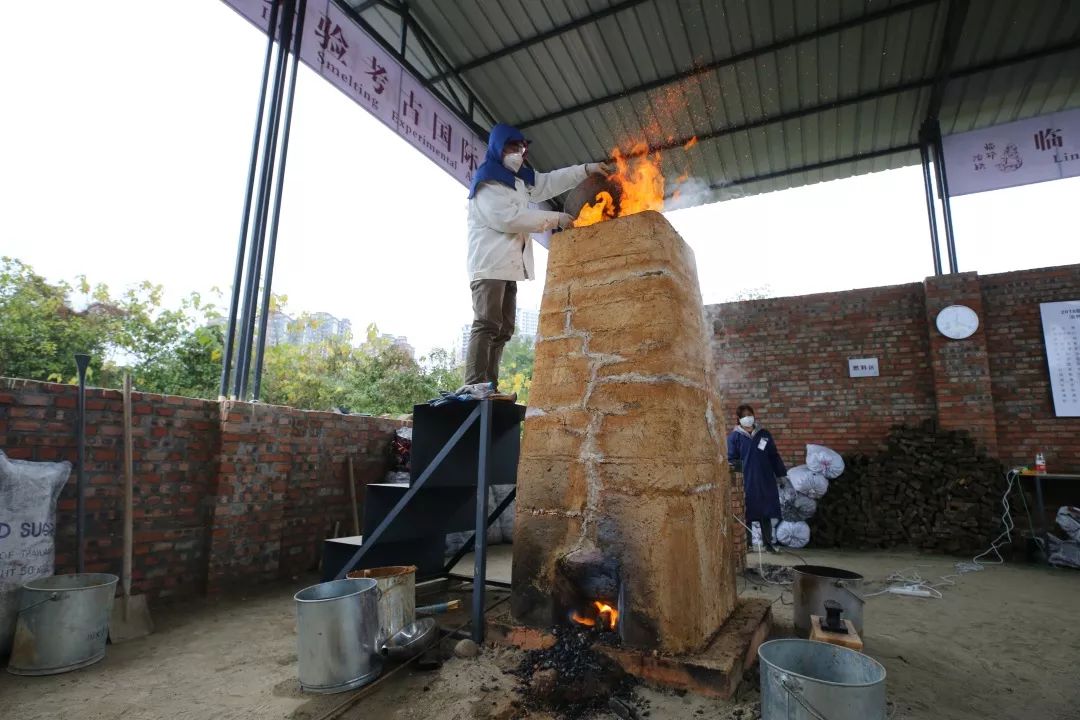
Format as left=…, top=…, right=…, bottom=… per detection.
left=511, top=211, right=737, bottom=655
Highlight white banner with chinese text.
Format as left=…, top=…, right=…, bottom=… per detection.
left=942, top=108, right=1080, bottom=196
left=221, top=0, right=484, bottom=187
left=1040, top=300, right=1080, bottom=418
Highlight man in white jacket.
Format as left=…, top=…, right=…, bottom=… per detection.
left=465, top=123, right=611, bottom=386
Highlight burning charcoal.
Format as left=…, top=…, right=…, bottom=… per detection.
left=608, top=697, right=642, bottom=720
left=515, top=625, right=636, bottom=718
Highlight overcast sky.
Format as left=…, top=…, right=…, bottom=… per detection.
left=3, top=1, right=1077, bottom=358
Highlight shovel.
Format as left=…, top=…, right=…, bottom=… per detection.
left=110, top=372, right=153, bottom=642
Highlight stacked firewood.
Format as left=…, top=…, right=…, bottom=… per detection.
left=810, top=421, right=1004, bottom=554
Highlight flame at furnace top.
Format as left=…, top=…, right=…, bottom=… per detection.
left=573, top=142, right=668, bottom=227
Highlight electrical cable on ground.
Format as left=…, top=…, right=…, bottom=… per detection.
left=866, top=468, right=1026, bottom=600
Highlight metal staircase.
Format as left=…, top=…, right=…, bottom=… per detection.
left=321, top=398, right=524, bottom=641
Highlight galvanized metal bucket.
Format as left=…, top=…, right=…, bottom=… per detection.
left=759, top=639, right=887, bottom=720
left=793, top=565, right=865, bottom=638
left=7, top=573, right=119, bottom=676
left=294, top=578, right=381, bottom=694
left=347, top=565, right=416, bottom=649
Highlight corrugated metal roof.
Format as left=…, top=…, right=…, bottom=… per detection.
left=341, top=0, right=1080, bottom=208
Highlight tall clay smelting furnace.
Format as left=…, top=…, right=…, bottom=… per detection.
left=510, top=210, right=740, bottom=656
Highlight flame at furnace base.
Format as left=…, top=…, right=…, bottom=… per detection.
left=571, top=600, right=619, bottom=631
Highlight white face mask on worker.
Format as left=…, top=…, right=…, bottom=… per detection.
left=740, top=416, right=755, bottom=428
left=502, top=152, right=524, bottom=172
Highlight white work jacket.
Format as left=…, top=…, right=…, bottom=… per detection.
left=466, top=164, right=587, bottom=282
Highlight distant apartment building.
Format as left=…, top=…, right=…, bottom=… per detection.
left=515, top=307, right=539, bottom=340
left=380, top=333, right=416, bottom=360
left=266, top=310, right=352, bottom=347
left=457, top=308, right=539, bottom=361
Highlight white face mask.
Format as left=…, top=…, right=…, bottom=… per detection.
left=739, top=416, right=755, bottom=429
left=502, top=152, right=525, bottom=173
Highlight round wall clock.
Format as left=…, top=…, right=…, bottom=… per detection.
left=935, top=304, right=980, bottom=340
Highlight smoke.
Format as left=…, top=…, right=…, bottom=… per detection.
left=664, top=175, right=747, bottom=211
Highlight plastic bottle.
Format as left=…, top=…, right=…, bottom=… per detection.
left=1035, top=452, right=1047, bottom=475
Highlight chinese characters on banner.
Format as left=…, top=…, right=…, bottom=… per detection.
left=941, top=108, right=1080, bottom=196
left=220, top=0, right=485, bottom=187
left=1040, top=301, right=1080, bottom=417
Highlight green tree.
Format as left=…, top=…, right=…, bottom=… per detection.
left=498, top=334, right=535, bottom=405
left=1, top=258, right=465, bottom=414
left=1, top=257, right=113, bottom=382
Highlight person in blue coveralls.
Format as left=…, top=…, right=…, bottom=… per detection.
left=727, top=404, right=787, bottom=554
left=464, top=123, right=611, bottom=387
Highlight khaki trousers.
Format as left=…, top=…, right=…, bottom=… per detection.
left=464, top=279, right=516, bottom=385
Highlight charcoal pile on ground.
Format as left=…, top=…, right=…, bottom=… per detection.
left=514, top=624, right=637, bottom=718
left=810, top=420, right=1005, bottom=553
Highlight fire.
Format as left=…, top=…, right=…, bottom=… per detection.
left=683, top=136, right=698, bottom=150
left=573, top=142, right=665, bottom=227
left=570, top=600, right=619, bottom=631
left=594, top=601, right=619, bottom=631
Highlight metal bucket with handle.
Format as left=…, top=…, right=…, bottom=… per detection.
left=759, top=639, right=887, bottom=720
left=7, top=573, right=119, bottom=676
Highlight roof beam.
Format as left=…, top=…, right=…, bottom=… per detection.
left=632, top=37, right=1080, bottom=160
left=349, top=0, right=398, bottom=14
left=517, top=0, right=939, bottom=130
left=428, top=0, right=654, bottom=83
left=926, top=0, right=972, bottom=121
left=707, top=144, right=921, bottom=192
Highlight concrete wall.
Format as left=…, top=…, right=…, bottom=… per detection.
left=0, top=379, right=402, bottom=599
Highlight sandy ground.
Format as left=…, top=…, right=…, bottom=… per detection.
left=1, top=546, right=1077, bottom=720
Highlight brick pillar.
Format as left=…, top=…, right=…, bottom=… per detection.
left=206, top=401, right=289, bottom=593
left=923, top=272, right=999, bottom=456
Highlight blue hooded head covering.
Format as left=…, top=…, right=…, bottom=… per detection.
left=467, top=123, right=536, bottom=199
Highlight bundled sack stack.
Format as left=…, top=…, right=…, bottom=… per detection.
left=773, top=444, right=845, bottom=549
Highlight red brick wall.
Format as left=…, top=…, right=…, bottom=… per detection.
left=707, top=263, right=1080, bottom=478
left=981, top=266, right=1080, bottom=470
left=0, top=381, right=219, bottom=599
left=0, top=379, right=402, bottom=599
left=210, top=402, right=401, bottom=593
left=708, top=280, right=938, bottom=467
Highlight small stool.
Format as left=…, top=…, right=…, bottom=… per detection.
left=810, top=615, right=863, bottom=651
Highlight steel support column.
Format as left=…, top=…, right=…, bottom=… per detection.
left=220, top=0, right=282, bottom=399
left=471, top=399, right=493, bottom=644
left=920, top=135, right=944, bottom=276
left=235, top=0, right=296, bottom=399
left=929, top=120, right=959, bottom=273
left=252, top=0, right=308, bottom=400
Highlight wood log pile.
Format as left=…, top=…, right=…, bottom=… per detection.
left=810, top=421, right=1004, bottom=553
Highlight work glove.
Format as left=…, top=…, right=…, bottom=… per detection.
left=586, top=161, right=615, bottom=176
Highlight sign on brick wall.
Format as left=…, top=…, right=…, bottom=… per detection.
left=848, top=357, right=880, bottom=378
left=1041, top=300, right=1080, bottom=417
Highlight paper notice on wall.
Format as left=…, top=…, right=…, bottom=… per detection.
left=942, top=108, right=1080, bottom=196
left=1040, top=300, right=1080, bottom=417
left=219, top=0, right=484, bottom=187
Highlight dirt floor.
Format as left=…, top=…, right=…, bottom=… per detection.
left=1, top=546, right=1077, bottom=720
